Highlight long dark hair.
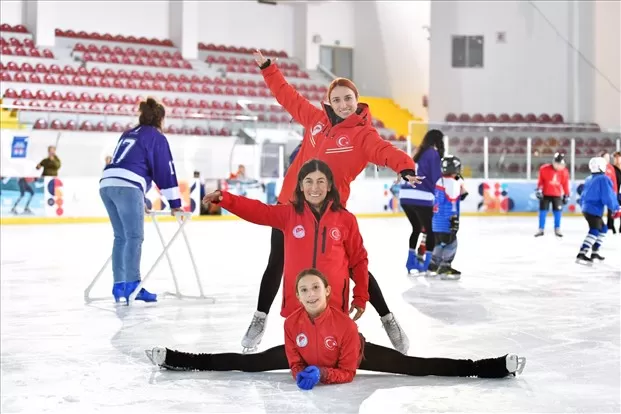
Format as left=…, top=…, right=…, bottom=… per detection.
left=293, top=159, right=343, bottom=214
left=413, top=129, right=445, bottom=162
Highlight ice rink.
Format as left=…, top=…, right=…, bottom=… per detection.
left=1, top=215, right=620, bottom=413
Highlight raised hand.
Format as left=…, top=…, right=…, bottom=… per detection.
left=253, top=49, right=269, bottom=67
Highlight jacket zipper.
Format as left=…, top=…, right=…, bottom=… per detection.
left=342, top=279, right=348, bottom=313
left=312, top=221, right=320, bottom=268
left=321, top=226, right=327, bottom=254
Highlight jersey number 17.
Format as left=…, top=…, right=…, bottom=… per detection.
left=111, top=138, right=137, bottom=164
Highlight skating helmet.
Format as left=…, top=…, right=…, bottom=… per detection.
left=588, top=156, right=607, bottom=173
left=441, top=155, right=462, bottom=175
left=553, top=152, right=565, bottom=165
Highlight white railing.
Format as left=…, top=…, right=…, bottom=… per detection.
left=408, top=120, right=621, bottom=181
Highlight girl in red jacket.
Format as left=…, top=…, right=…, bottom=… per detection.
left=239, top=50, right=422, bottom=355
left=146, top=268, right=526, bottom=388
left=202, top=159, right=369, bottom=319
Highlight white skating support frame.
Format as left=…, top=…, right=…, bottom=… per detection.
left=84, top=211, right=215, bottom=305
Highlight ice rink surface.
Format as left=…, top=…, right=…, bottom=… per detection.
left=1, top=215, right=620, bottom=413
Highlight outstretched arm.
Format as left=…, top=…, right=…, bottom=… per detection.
left=359, top=130, right=421, bottom=185
left=255, top=50, right=323, bottom=128
left=204, top=190, right=289, bottom=230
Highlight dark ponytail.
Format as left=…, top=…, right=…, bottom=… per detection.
left=138, top=97, right=165, bottom=130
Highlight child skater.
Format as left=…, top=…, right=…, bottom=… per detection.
left=576, top=157, right=621, bottom=265
left=146, top=268, right=526, bottom=388
left=535, top=152, right=570, bottom=237
left=428, top=155, right=468, bottom=279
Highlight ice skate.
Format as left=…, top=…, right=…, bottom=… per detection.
left=554, top=228, right=563, bottom=238
left=124, top=280, right=157, bottom=302
left=23, top=207, right=33, bottom=215
left=505, top=353, right=527, bottom=376
left=575, top=253, right=593, bottom=266
left=10, top=207, right=18, bottom=215
left=437, top=266, right=461, bottom=280
left=534, top=229, right=544, bottom=237
left=112, top=282, right=125, bottom=303
left=241, top=311, right=267, bottom=353
left=475, top=353, right=526, bottom=378
left=146, top=346, right=167, bottom=366
left=145, top=347, right=189, bottom=371
left=380, top=313, right=409, bottom=354
left=590, top=252, right=605, bottom=261
left=405, top=249, right=417, bottom=274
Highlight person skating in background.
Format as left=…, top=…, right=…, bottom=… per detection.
left=534, top=152, right=570, bottom=237
left=575, top=157, right=620, bottom=265
left=36, top=145, right=61, bottom=177
left=430, top=155, right=468, bottom=279
left=600, top=151, right=620, bottom=234
left=399, top=129, right=444, bottom=273
left=610, top=152, right=621, bottom=233
left=100, top=97, right=184, bottom=304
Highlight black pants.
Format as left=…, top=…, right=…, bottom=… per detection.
left=161, top=341, right=508, bottom=378
left=539, top=196, right=562, bottom=211
left=583, top=212, right=604, bottom=231
left=401, top=204, right=435, bottom=251
left=256, top=228, right=390, bottom=317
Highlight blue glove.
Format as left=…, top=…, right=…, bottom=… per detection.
left=296, top=365, right=320, bottom=391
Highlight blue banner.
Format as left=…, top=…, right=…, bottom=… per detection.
left=11, top=136, right=29, bottom=158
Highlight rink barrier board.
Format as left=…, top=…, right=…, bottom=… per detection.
left=1, top=176, right=588, bottom=224
left=0, top=211, right=587, bottom=225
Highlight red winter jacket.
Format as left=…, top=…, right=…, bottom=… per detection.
left=605, top=164, right=618, bottom=194
left=285, top=305, right=363, bottom=384
left=537, top=164, right=570, bottom=197
left=260, top=63, right=415, bottom=207
left=217, top=192, right=369, bottom=317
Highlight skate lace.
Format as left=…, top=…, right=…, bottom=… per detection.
left=246, top=315, right=266, bottom=338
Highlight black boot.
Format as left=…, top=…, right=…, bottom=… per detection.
left=591, top=252, right=605, bottom=261
left=474, top=355, right=511, bottom=378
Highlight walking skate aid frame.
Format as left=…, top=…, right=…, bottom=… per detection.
left=84, top=211, right=215, bottom=305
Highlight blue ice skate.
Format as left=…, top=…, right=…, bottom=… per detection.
left=124, top=280, right=157, bottom=303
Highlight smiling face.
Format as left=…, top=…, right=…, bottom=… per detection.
left=301, top=170, right=330, bottom=209
left=329, top=85, right=358, bottom=119
left=296, top=274, right=331, bottom=317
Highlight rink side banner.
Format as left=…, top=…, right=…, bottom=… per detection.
left=376, top=178, right=584, bottom=214
left=1, top=176, right=589, bottom=220
left=1, top=177, right=202, bottom=219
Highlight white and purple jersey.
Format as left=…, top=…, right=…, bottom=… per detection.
left=100, top=125, right=181, bottom=208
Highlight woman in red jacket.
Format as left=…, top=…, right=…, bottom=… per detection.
left=146, top=268, right=526, bottom=388
left=203, top=159, right=370, bottom=318
left=240, top=50, right=421, bottom=355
